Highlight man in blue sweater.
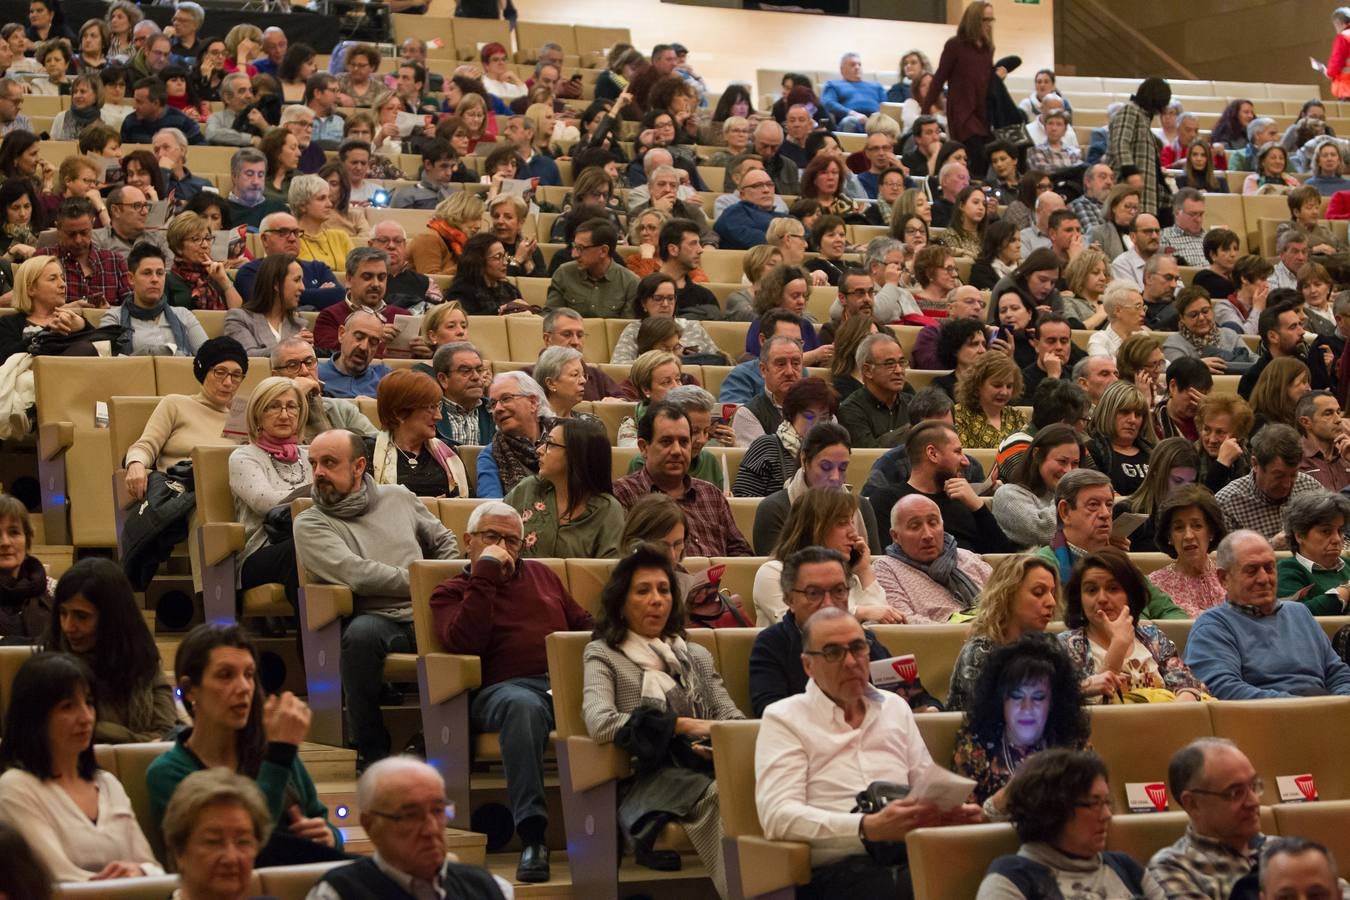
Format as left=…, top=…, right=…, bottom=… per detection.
left=1185, top=529, right=1350, bottom=699
left=714, top=169, right=786, bottom=250
left=821, top=53, right=886, bottom=133
left=234, top=212, right=346, bottom=309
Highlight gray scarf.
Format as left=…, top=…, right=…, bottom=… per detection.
left=883, top=534, right=981, bottom=610
left=315, top=473, right=374, bottom=519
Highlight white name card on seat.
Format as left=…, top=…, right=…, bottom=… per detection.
left=1125, top=782, right=1169, bottom=813
left=870, top=654, right=917, bottom=686
left=1277, top=774, right=1318, bottom=803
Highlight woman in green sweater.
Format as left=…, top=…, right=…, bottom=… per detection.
left=506, top=417, right=625, bottom=559
left=1276, top=491, right=1350, bottom=615
left=146, top=624, right=345, bottom=866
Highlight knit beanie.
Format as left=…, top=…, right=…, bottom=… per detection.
left=193, top=336, right=249, bottom=383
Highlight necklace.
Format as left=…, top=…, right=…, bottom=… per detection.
left=396, top=442, right=420, bottom=468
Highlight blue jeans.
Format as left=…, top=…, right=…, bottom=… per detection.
left=470, top=676, right=554, bottom=827
left=340, top=613, right=415, bottom=762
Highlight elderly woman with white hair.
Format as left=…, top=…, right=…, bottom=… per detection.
left=1086, top=279, right=1150, bottom=359
left=288, top=173, right=353, bottom=273
left=162, top=769, right=273, bottom=900
left=707, top=115, right=752, bottom=168
left=534, top=345, right=602, bottom=425
left=153, top=126, right=212, bottom=204
left=229, top=376, right=310, bottom=608
left=477, top=370, right=554, bottom=499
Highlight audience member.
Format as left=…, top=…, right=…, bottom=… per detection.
left=896, top=420, right=1008, bottom=553
left=1275, top=490, right=1350, bottom=614
left=612, top=271, right=720, bottom=365
left=477, top=371, right=552, bottom=498
left=224, top=253, right=310, bottom=356
left=953, top=350, right=1027, bottom=448
left=1295, top=389, right=1350, bottom=492
left=314, top=310, right=392, bottom=399
left=731, top=333, right=806, bottom=447
left=235, top=212, right=345, bottom=309
left=43, top=198, right=129, bottom=308
left=430, top=341, right=493, bottom=446
left=993, top=424, right=1084, bottom=549
left=314, top=247, right=412, bottom=354
left=837, top=331, right=911, bottom=448
left=505, top=417, right=623, bottom=558
left=734, top=376, right=838, bottom=498
left=164, top=210, right=243, bottom=310
left=162, top=769, right=273, bottom=900
left=431, top=501, right=592, bottom=883
left=104, top=241, right=206, bottom=355
left=1162, top=287, right=1257, bottom=376
left=365, top=369, right=468, bottom=498
left=875, top=493, right=992, bottom=622
left=1216, top=423, right=1331, bottom=546
left=1148, top=484, right=1227, bottom=617
left=546, top=217, right=638, bottom=317
left=270, top=338, right=378, bottom=442
left=1085, top=381, right=1153, bottom=496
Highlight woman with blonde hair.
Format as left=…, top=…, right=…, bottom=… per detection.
left=1195, top=392, right=1254, bottom=492
left=765, top=216, right=827, bottom=284
left=228, top=376, right=310, bottom=605
left=954, top=351, right=1026, bottom=448
left=1249, top=357, right=1312, bottom=432
left=287, top=174, right=353, bottom=273
left=524, top=102, right=561, bottom=158
left=1115, top=331, right=1166, bottom=405
left=724, top=244, right=783, bottom=321
left=948, top=553, right=1062, bottom=710
left=165, top=211, right=243, bottom=311
left=1061, top=248, right=1111, bottom=330
left=408, top=192, right=485, bottom=277
left=222, top=23, right=261, bottom=76
left=625, top=207, right=672, bottom=279
left=1086, top=380, right=1153, bottom=496
left=616, top=350, right=685, bottom=447
left=45, top=155, right=109, bottom=226
left=420, top=301, right=469, bottom=354
left=0, top=255, right=91, bottom=360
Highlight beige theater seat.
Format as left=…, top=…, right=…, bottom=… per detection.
left=907, top=822, right=1019, bottom=900
left=871, top=623, right=971, bottom=706
left=93, top=741, right=175, bottom=861
left=1088, top=704, right=1213, bottom=812
left=0, top=645, right=36, bottom=735
left=916, top=711, right=963, bottom=771
left=709, top=719, right=812, bottom=899
left=1209, top=696, right=1350, bottom=805
left=711, top=627, right=759, bottom=716
left=256, top=861, right=348, bottom=900
left=56, top=875, right=185, bottom=899
left=462, top=316, right=511, bottom=362
left=1272, top=801, right=1350, bottom=879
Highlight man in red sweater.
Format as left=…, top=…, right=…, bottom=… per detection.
left=429, top=501, right=593, bottom=884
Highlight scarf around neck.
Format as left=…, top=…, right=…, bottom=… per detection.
left=0, top=555, right=47, bottom=607
left=173, top=259, right=223, bottom=311
left=617, top=630, right=704, bottom=716
left=491, top=419, right=544, bottom=495
left=884, top=533, right=982, bottom=611
left=427, top=219, right=467, bottom=258
left=776, top=417, right=803, bottom=458
left=120, top=296, right=193, bottom=353
left=255, top=432, right=299, bottom=463
left=1180, top=320, right=1221, bottom=350
left=372, top=430, right=462, bottom=496
left=67, top=103, right=100, bottom=130
left=315, top=472, right=374, bottom=519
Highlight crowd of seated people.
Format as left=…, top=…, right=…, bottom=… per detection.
left=8, top=2, right=1350, bottom=898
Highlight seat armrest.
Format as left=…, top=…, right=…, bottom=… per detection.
left=38, top=421, right=74, bottom=461
left=199, top=522, right=245, bottom=566
left=736, top=835, right=813, bottom=896
left=421, top=652, right=482, bottom=703
left=562, top=734, right=629, bottom=793
left=302, top=583, right=353, bottom=630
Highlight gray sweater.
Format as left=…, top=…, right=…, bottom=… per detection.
left=293, top=477, right=461, bottom=616
left=228, top=443, right=312, bottom=579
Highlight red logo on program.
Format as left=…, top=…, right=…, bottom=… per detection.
left=891, top=656, right=918, bottom=682
left=1295, top=775, right=1317, bottom=801
left=1145, top=783, right=1167, bottom=811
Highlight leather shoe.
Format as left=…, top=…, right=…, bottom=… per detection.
left=516, top=844, right=550, bottom=883
left=635, top=843, right=682, bottom=871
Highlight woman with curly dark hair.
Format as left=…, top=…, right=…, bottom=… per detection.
left=977, top=749, right=1164, bottom=898
left=1209, top=98, right=1256, bottom=153
left=711, top=83, right=756, bottom=125
left=952, top=633, right=1089, bottom=816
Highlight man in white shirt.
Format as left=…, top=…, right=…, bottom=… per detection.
left=755, top=604, right=980, bottom=896
left=307, top=757, right=514, bottom=899
left=1111, top=214, right=1162, bottom=288
left=1269, top=229, right=1309, bottom=291
left=1025, top=94, right=1080, bottom=148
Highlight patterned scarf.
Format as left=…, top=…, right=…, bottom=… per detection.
left=427, top=219, right=467, bottom=258
left=1179, top=320, right=1221, bottom=351
left=172, top=260, right=222, bottom=310
left=883, top=533, right=982, bottom=611
left=775, top=417, right=803, bottom=459
left=617, top=630, right=706, bottom=717
left=490, top=418, right=545, bottom=495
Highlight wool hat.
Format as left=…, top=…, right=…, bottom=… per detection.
left=193, top=335, right=248, bottom=383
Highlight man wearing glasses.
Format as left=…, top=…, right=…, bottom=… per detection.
left=545, top=218, right=638, bottom=318
left=234, top=212, right=345, bottom=309
left=311, top=757, right=513, bottom=899
left=430, top=501, right=594, bottom=883
left=93, top=185, right=172, bottom=262
left=714, top=164, right=787, bottom=250
left=838, top=329, right=911, bottom=448
left=294, top=429, right=460, bottom=768
left=225, top=147, right=288, bottom=229
left=1111, top=213, right=1163, bottom=289
left=369, top=220, right=441, bottom=312
left=269, top=337, right=378, bottom=442
left=755, top=594, right=976, bottom=895
left=1146, top=738, right=1268, bottom=897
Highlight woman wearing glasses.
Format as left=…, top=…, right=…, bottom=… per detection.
left=976, top=749, right=1164, bottom=898
left=582, top=543, right=744, bottom=892
left=444, top=232, right=523, bottom=316
left=165, top=211, right=245, bottom=311
left=505, top=418, right=623, bottom=559
left=147, top=624, right=343, bottom=865
left=123, top=336, right=248, bottom=503
left=1088, top=185, right=1144, bottom=262
left=364, top=370, right=468, bottom=499
left=612, top=273, right=721, bottom=366
left=1087, top=281, right=1150, bottom=360
left=225, top=254, right=312, bottom=356
left=228, top=377, right=311, bottom=606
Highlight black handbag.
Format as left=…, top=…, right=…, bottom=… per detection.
left=28, top=323, right=129, bottom=357
left=853, top=781, right=911, bottom=867
left=262, top=505, right=293, bottom=545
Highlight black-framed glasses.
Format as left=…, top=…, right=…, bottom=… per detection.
left=536, top=438, right=565, bottom=452
left=264, top=227, right=304, bottom=238
left=112, top=201, right=151, bottom=212
left=209, top=366, right=246, bottom=382
left=1073, top=797, right=1112, bottom=812
left=802, top=639, right=870, bottom=664
left=366, top=802, right=454, bottom=829
left=1188, top=778, right=1264, bottom=803
left=471, top=529, right=523, bottom=550
left=274, top=356, right=317, bottom=373
left=789, top=584, right=849, bottom=604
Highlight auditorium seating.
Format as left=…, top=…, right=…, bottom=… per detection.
left=54, top=862, right=346, bottom=900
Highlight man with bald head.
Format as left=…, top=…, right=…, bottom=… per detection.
left=715, top=164, right=787, bottom=250
left=315, top=310, right=393, bottom=398
left=309, top=756, right=512, bottom=899
left=368, top=220, right=440, bottom=311
left=1185, top=529, right=1350, bottom=699
left=234, top=211, right=345, bottom=309
left=1111, top=213, right=1162, bottom=288
left=1070, top=163, right=1116, bottom=231
left=930, top=161, right=970, bottom=228
left=753, top=119, right=802, bottom=195
left=1020, top=190, right=1065, bottom=260
left=294, top=430, right=460, bottom=766
left=874, top=495, right=991, bottom=623
left=756, top=601, right=978, bottom=896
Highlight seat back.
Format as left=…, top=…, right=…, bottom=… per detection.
left=1151, top=618, right=1192, bottom=654
left=504, top=315, right=544, bottom=361
left=1209, top=697, right=1350, bottom=803
left=256, top=862, right=348, bottom=900
left=410, top=559, right=473, bottom=654
left=109, top=397, right=166, bottom=471
left=193, top=444, right=240, bottom=527
left=563, top=558, right=616, bottom=617
left=727, top=498, right=759, bottom=544
left=34, top=357, right=158, bottom=546
left=1104, top=811, right=1190, bottom=865
left=99, top=741, right=174, bottom=860
left=55, top=876, right=184, bottom=899
left=462, top=315, right=511, bottom=362
left=546, top=630, right=593, bottom=739
left=1272, top=801, right=1350, bottom=879
left=1088, top=703, right=1213, bottom=811
left=906, top=823, right=1020, bottom=900
left=437, top=497, right=487, bottom=541
left=915, top=711, right=964, bottom=771
left=0, top=645, right=36, bottom=738
left=712, top=627, right=759, bottom=716
left=870, top=624, right=971, bottom=705
left=709, top=719, right=764, bottom=838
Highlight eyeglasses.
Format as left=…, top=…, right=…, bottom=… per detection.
left=869, top=358, right=907, bottom=370
left=370, top=236, right=407, bottom=246
left=742, top=180, right=773, bottom=190
left=789, top=584, right=849, bottom=604
left=844, top=287, right=877, bottom=299
left=537, top=438, right=565, bottom=452
left=264, top=227, right=304, bottom=238
left=1073, top=797, right=1112, bottom=812
left=274, top=356, right=317, bottom=374
left=185, top=233, right=212, bottom=245
left=263, top=402, right=301, bottom=415
left=367, top=802, right=454, bottom=830
left=209, top=367, right=246, bottom=382
left=571, top=242, right=601, bottom=252
left=449, top=365, right=481, bottom=378
left=802, top=638, right=870, bottom=663
left=471, top=529, right=523, bottom=550
left=112, top=201, right=151, bottom=212
left=1188, top=778, right=1264, bottom=804
left=487, top=393, right=525, bottom=408
left=486, top=251, right=508, bottom=262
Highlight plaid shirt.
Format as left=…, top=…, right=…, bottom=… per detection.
left=1147, top=826, right=1262, bottom=899
left=46, top=246, right=131, bottom=308
left=1107, top=100, right=1167, bottom=215
left=1215, top=472, right=1350, bottom=551
left=439, top=398, right=485, bottom=445
left=1026, top=142, right=1083, bottom=172
left=1161, top=225, right=1208, bottom=267
left=612, top=467, right=752, bottom=557
left=1070, top=194, right=1106, bottom=231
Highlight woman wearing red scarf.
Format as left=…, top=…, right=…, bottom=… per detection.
left=408, top=191, right=485, bottom=277
left=166, top=211, right=243, bottom=311
left=229, top=376, right=311, bottom=607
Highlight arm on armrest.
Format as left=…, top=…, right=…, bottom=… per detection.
left=38, top=421, right=74, bottom=460
left=198, top=521, right=245, bottom=566
left=421, top=651, right=482, bottom=703
left=301, top=583, right=353, bottom=630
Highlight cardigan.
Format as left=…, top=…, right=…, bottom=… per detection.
left=1182, top=600, right=1350, bottom=699
left=1057, top=622, right=1205, bottom=698
left=228, top=443, right=312, bottom=578
left=503, top=476, right=625, bottom=559
left=223, top=309, right=308, bottom=357
left=0, top=769, right=164, bottom=882
left=297, top=229, right=354, bottom=273
left=873, top=549, right=992, bottom=623
left=124, top=391, right=234, bottom=471
left=145, top=730, right=342, bottom=848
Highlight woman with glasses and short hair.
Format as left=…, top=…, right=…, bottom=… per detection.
left=166, top=211, right=244, bottom=311
left=363, top=370, right=468, bottom=499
